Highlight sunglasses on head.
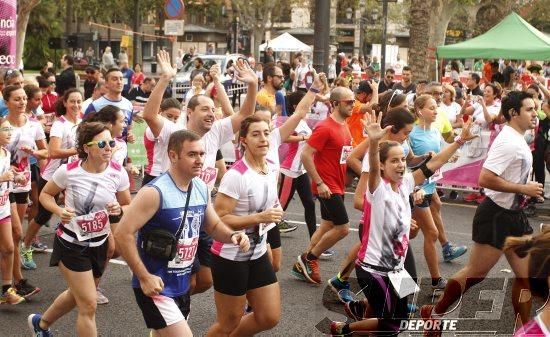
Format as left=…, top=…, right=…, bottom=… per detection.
left=86, top=140, right=116, bottom=149
left=4, top=69, right=18, bottom=81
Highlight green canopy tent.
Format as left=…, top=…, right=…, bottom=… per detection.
left=437, top=12, right=550, bottom=60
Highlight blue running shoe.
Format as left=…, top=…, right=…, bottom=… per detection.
left=20, top=244, right=37, bottom=270
left=443, top=243, right=467, bottom=262
left=328, top=276, right=355, bottom=303
left=28, top=314, right=53, bottom=337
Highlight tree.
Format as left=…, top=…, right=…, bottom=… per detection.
left=16, top=0, right=42, bottom=68
left=232, top=0, right=302, bottom=58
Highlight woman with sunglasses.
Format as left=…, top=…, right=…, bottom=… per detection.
left=4, top=84, right=46, bottom=297
left=21, top=89, right=82, bottom=271
left=28, top=121, right=131, bottom=337
left=207, top=115, right=282, bottom=337
left=84, top=105, right=128, bottom=166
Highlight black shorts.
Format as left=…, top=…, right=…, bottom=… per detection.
left=133, top=287, right=190, bottom=330
left=472, top=197, right=533, bottom=250
left=49, top=236, right=108, bottom=278
left=415, top=193, right=433, bottom=208
left=355, top=266, right=408, bottom=335
left=30, top=163, right=40, bottom=183
left=267, top=225, right=281, bottom=249
left=215, top=149, right=223, bottom=161
left=211, top=253, right=277, bottom=296
left=9, top=191, right=29, bottom=205
left=318, top=194, right=349, bottom=225
left=197, top=229, right=213, bottom=268
left=34, top=177, right=53, bottom=226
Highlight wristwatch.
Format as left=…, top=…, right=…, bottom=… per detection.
left=309, top=87, right=320, bottom=94
left=316, top=181, right=324, bottom=187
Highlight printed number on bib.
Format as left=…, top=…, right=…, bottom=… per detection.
left=199, top=167, right=219, bottom=190
left=340, top=146, right=353, bottom=164
left=72, top=210, right=110, bottom=241
left=167, top=237, right=198, bottom=269
left=0, top=190, right=8, bottom=207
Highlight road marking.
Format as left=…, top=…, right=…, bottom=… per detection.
left=44, top=249, right=128, bottom=266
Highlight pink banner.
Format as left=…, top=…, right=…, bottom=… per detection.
left=0, top=0, right=16, bottom=67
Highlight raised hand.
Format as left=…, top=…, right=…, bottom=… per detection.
left=458, top=118, right=478, bottom=142
left=156, top=50, right=177, bottom=80
left=234, top=59, right=258, bottom=85
left=311, top=70, right=327, bottom=91
left=362, top=110, right=390, bottom=142
left=209, top=64, right=221, bottom=83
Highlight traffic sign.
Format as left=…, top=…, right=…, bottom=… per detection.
left=164, top=20, right=185, bottom=36
left=164, top=0, right=185, bottom=19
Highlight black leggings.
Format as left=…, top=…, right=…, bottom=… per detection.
left=278, top=173, right=316, bottom=238
left=532, top=134, right=547, bottom=186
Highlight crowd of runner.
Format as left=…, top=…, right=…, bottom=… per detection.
left=0, top=48, right=548, bottom=337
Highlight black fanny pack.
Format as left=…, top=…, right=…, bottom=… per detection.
left=141, top=180, right=192, bottom=261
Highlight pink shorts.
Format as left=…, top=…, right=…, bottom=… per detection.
left=0, top=216, right=11, bottom=225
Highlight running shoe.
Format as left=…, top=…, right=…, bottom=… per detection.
left=96, top=288, right=109, bottom=305
left=28, top=313, right=53, bottom=337
left=420, top=305, right=442, bottom=337
left=20, top=244, right=37, bottom=270
left=15, top=279, right=40, bottom=298
left=31, top=238, right=48, bottom=253
left=297, top=254, right=321, bottom=284
left=0, top=287, right=25, bottom=305
left=330, top=321, right=349, bottom=336
left=448, top=191, right=459, bottom=200
left=442, top=243, right=467, bottom=262
left=328, top=276, right=354, bottom=303
left=344, top=300, right=367, bottom=321
left=290, top=262, right=306, bottom=281
left=320, top=249, right=335, bottom=259
left=277, top=220, right=298, bottom=233
left=431, top=277, right=447, bottom=290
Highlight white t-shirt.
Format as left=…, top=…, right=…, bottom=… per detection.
left=357, top=173, right=414, bottom=272
left=483, top=125, right=532, bottom=210
left=144, top=118, right=184, bottom=177
left=184, top=88, right=206, bottom=105
left=0, top=150, right=11, bottom=219
left=440, top=102, right=462, bottom=124
left=472, top=102, right=500, bottom=128
left=281, top=120, right=311, bottom=178
left=7, top=117, right=46, bottom=193
left=266, top=128, right=282, bottom=168
left=54, top=160, right=130, bottom=245
left=112, top=139, right=128, bottom=166
left=211, top=156, right=279, bottom=262
left=309, top=101, right=331, bottom=121
left=197, top=117, right=234, bottom=189
left=42, top=116, right=79, bottom=181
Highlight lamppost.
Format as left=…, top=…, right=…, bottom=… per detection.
left=380, top=0, right=397, bottom=76
left=232, top=13, right=240, bottom=53
left=313, top=0, right=330, bottom=73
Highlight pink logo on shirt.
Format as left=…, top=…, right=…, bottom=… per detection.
left=393, top=234, right=408, bottom=257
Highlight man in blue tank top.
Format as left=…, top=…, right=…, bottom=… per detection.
left=116, top=130, right=249, bottom=336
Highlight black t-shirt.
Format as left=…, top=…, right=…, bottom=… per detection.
left=378, top=80, right=395, bottom=93
left=467, top=86, right=483, bottom=96
left=491, top=73, right=505, bottom=85
left=392, top=81, right=416, bottom=94
left=126, top=86, right=151, bottom=104
left=83, top=80, right=97, bottom=100
left=503, top=66, right=515, bottom=86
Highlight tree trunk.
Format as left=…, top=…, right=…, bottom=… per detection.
left=16, top=0, right=41, bottom=69
left=427, top=0, right=459, bottom=80
left=408, top=0, right=430, bottom=81
left=252, top=28, right=264, bottom=59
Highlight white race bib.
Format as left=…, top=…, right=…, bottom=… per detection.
left=167, top=237, right=198, bottom=270
left=340, top=146, right=353, bottom=164
left=388, top=269, right=419, bottom=299
left=70, top=210, right=110, bottom=241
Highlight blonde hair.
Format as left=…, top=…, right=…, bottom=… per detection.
left=443, top=84, right=456, bottom=100
left=413, top=94, right=435, bottom=117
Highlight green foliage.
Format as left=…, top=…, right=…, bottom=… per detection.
left=23, top=0, right=64, bottom=69
left=520, top=0, right=550, bottom=32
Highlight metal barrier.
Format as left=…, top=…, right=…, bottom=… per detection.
left=172, top=81, right=249, bottom=102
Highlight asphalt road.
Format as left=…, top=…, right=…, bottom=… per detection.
left=2, top=192, right=548, bottom=337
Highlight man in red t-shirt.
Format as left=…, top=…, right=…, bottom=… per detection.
left=292, top=86, right=354, bottom=284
